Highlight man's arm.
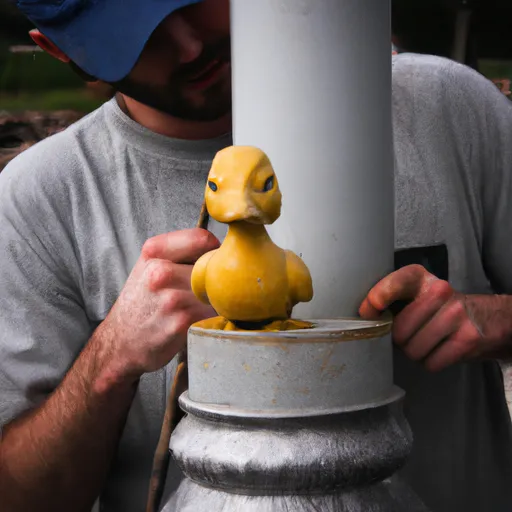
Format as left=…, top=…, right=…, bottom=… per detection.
left=0, top=228, right=218, bottom=511
left=0, top=326, right=138, bottom=512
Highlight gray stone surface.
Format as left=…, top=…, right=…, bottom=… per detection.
left=187, top=319, right=395, bottom=417
left=166, top=399, right=428, bottom=511
left=165, top=477, right=429, bottom=512
left=165, top=321, right=429, bottom=511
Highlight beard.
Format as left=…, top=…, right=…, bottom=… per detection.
left=111, top=38, right=232, bottom=122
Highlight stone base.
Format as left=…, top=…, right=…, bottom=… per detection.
left=165, top=396, right=429, bottom=512
left=164, top=477, right=428, bottom=512
left=164, top=319, right=429, bottom=511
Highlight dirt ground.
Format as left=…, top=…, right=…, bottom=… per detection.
left=0, top=110, right=84, bottom=171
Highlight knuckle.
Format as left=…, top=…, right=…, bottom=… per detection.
left=367, top=287, right=388, bottom=312
left=192, top=228, right=218, bottom=251
left=141, top=237, right=159, bottom=259
left=429, top=279, right=453, bottom=301
left=163, top=310, right=192, bottom=341
left=406, top=264, right=430, bottom=282
left=173, top=311, right=193, bottom=335
left=147, top=261, right=173, bottom=292
left=444, top=299, right=466, bottom=321
left=146, top=261, right=173, bottom=292
left=160, top=289, right=182, bottom=314
left=408, top=264, right=426, bottom=274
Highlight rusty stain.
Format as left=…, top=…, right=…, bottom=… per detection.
left=318, top=347, right=346, bottom=380
left=297, top=387, right=311, bottom=395
left=203, top=362, right=209, bottom=369
left=243, top=363, right=251, bottom=372
left=322, top=364, right=346, bottom=379
left=271, top=399, right=277, bottom=405
left=320, top=347, right=334, bottom=374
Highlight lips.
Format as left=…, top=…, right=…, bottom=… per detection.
left=186, top=59, right=228, bottom=90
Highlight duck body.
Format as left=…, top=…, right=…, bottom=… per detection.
left=190, top=145, right=313, bottom=329
left=193, top=222, right=312, bottom=323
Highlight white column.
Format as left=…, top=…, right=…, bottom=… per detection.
left=230, top=0, right=394, bottom=318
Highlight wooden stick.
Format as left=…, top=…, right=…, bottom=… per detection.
left=145, top=201, right=209, bottom=512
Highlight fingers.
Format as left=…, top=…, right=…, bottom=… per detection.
left=159, top=288, right=215, bottom=318
left=159, top=289, right=216, bottom=349
left=142, top=228, right=220, bottom=264
left=394, top=293, right=482, bottom=372
left=358, top=265, right=486, bottom=372
left=424, top=320, right=481, bottom=372
left=359, top=265, right=437, bottom=318
left=157, top=300, right=216, bottom=363
left=400, top=298, right=463, bottom=360
left=393, top=279, right=454, bottom=346
left=145, top=260, right=193, bottom=292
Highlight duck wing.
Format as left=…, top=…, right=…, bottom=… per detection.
left=191, top=249, right=218, bottom=305
left=285, top=250, right=313, bottom=308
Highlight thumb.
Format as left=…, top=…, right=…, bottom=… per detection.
left=359, top=265, right=437, bottom=319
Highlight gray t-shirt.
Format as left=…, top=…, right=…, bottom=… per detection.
left=1, top=53, right=512, bottom=512
left=392, top=54, right=512, bottom=511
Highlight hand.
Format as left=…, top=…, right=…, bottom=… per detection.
left=359, top=264, right=486, bottom=372
left=100, top=228, right=219, bottom=380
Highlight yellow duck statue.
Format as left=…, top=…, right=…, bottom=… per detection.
left=191, top=145, right=314, bottom=332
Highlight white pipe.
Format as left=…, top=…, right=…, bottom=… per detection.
left=230, top=0, right=394, bottom=317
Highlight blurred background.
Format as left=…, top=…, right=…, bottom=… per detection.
left=1, top=0, right=512, bottom=169
left=0, top=0, right=110, bottom=112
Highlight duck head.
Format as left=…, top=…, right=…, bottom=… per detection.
left=205, top=146, right=282, bottom=225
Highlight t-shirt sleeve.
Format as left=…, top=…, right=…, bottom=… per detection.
left=0, top=145, right=93, bottom=428
left=394, top=54, right=512, bottom=294
left=475, top=71, right=512, bottom=293
left=409, top=55, right=512, bottom=294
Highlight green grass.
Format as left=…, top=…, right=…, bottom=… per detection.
left=0, top=88, right=105, bottom=112
left=479, top=59, right=512, bottom=78
left=0, top=44, right=106, bottom=112
left=0, top=50, right=84, bottom=92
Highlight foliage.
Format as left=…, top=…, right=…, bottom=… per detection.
left=0, top=88, right=104, bottom=112
left=0, top=51, right=84, bottom=92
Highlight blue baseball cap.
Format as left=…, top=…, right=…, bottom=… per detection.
left=16, top=0, right=202, bottom=82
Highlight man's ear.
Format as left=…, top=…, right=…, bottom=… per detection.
left=29, top=29, right=70, bottom=63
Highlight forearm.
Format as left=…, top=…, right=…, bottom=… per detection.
left=464, top=294, right=512, bottom=358
left=0, top=326, right=139, bottom=512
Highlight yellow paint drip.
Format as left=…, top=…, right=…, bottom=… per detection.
left=193, top=316, right=314, bottom=332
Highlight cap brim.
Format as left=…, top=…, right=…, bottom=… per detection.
left=38, top=0, right=202, bottom=82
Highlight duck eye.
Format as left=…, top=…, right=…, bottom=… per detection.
left=208, top=181, right=218, bottom=192
left=263, top=175, right=274, bottom=192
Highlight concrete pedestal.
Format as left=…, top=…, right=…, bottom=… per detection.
left=165, top=320, right=428, bottom=511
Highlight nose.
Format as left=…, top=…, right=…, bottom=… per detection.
left=165, top=13, right=203, bottom=64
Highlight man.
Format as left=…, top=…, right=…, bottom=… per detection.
left=0, top=2, right=511, bottom=512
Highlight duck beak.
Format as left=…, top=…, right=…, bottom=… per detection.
left=216, top=196, right=265, bottom=224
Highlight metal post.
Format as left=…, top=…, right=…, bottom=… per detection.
left=231, top=0, right=395, bottom=318
left=164, top=1, right=428, bottom=510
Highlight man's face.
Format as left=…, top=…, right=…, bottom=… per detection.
left=112, top=0, right=231, bottom=122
